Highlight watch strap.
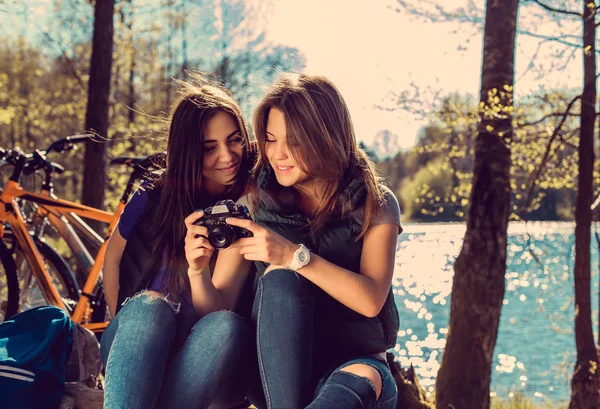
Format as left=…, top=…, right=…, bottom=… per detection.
left=286, top=244, right=310, bottom=271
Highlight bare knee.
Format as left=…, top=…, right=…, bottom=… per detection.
left=133, top=290, right=164, bottom=300
left=340, top=364, right=382, bottom=399
left=129, top=290, right=180, bottom=314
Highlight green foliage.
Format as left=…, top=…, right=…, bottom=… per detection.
left=0, top=0, right=305, bottom=211
left=378, top=89, right=586, bottom=222
left=398, top=156, right=469, bottom=221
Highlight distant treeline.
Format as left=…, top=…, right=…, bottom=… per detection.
left=367, top=92, right=590, bottom=222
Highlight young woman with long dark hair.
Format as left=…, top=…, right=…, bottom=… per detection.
left=101, top=77, right=256, bottom=409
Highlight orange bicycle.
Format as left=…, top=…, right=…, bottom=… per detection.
left=0, top=136, right=164, bottom=335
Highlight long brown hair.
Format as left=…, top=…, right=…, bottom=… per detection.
left=251, top=73, right=383, bottom=237
left=147, top=75, right=254, bottom=300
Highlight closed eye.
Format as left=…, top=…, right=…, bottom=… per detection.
left=228, top=135, right=244, bottom=145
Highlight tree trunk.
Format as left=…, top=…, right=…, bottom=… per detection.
left=127, top=0, right=136, bottom=153
left=569, top=2, right=600, bottom=408
left=165, top=0, right=174, bottom=108
left=435, top=1, right=519, bottom=408
left=81, top=0, right=115, bottom=233
left=180, top=0, right=188, bottom=79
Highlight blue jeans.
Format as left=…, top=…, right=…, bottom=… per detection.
left=251, top=269, right=398, bottom=409
left=100, top=292, right=250, bottom=409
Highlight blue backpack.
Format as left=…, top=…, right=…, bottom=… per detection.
left=0, top=306, right=74, bottom=409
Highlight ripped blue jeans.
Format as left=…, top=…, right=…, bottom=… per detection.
left=251, top=269, right=398, bottom=409
left=100, top=291, right=250, bottom=409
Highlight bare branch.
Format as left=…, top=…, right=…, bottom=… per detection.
left=392, top=0, right=484, bottom=25
left=39, top=31, right=87, bottom=91
left=518, top=29, right=581, bottom=49
left=529, top=0, right=582, bottom=18
left=522, top=94, right=582, bottom=213
left=556, top=127, right=579, bottom=150
left=519, top=111, right=579, bottom=127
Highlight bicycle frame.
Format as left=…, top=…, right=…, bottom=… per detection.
left=31, top=190, right=104, bottom=273
left=0, top=179, right=124, bottom=331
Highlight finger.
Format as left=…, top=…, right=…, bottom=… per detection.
left=238, top=245, right=261, bottom=255
left=185, top=228, right=199, bottom=242
left=188, top=248, right=213, bottom=260
left=188, top=225, right=209, bottom=238
left=191, top=236, right=214, bottom=250
left=225, top=217, right=262, bottom=234
left=184, top=210, right=204, bottom=227
left=228, top=237, right=258, bottom=249
left=185, top=236, right=214, bottom=252
left=241, top=252, right=262, bottom=261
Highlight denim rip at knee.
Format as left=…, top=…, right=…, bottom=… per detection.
left=121, top=289, right=181, bottom=314
left=101, top=291, right=179, bottom=368
left=326, top=357, right=397, bottom=408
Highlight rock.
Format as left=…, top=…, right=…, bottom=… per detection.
left=65, top=324, right=102, bottom=383
left=386, top=352, right=435, bottom=409
left=59, top=382, right=103, bottom=409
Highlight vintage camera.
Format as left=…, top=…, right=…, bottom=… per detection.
left=193, top=199, right=253, bottom=249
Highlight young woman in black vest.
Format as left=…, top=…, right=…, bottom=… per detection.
left=185, top=73, right=402, bottom=409
left=101, top=77, right=256, bottom=409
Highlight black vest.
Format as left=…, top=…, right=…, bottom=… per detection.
left=253, top=167, right=399, bottom=356
left=116, top=187, right=163, bottom=313
left=116, top=185, right=257, bottom=318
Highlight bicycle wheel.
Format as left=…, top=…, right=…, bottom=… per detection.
left=0, top=239, right=19, bottom=321
left=3, top=230, right=80, bottom=314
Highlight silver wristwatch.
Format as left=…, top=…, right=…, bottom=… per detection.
left=286, top=244, right=311, bottom=271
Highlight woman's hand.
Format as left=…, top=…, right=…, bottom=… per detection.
left=226, top=217, right=297, bottom=268
left=184, top=211, right=215, bottom=275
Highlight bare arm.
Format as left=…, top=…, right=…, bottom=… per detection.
left=228, top=218, right=399, bottom=318
left=103, top=226, right=127, bottom=318
left=290, top=224, right=398, bottom=317
left=185, top=212, right=252, bottom=316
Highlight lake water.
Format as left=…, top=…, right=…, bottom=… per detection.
left=391, top=222, right=600, bottom=404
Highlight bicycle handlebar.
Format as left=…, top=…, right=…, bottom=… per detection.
left=109, top=152, right=166, bottom=171
left=45, top=134, right=95, bottom=155
left=2, top=141, right=164, bottom=199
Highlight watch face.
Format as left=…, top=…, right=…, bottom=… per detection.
left=298, top=252, right=307, bottom=262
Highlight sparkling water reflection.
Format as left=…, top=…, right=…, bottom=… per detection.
left=392, top=222, right=599, bottom=404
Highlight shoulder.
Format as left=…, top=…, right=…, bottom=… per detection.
left=118, top=184, right=155, bottom=240
left=371, top=185, right=402, bottom=234
left=381, top=186, right=400, bottom=217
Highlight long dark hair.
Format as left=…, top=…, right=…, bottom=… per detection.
left=251, top=73, right=383, bottom=238
left=146, top=76, right=254, bottom=301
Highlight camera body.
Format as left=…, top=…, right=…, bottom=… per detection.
left=194, top=199, right=253, bottom=249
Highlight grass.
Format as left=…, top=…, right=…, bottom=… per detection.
left=491, top=393, right=565, bottom=409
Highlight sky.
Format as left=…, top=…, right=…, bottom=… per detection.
left=1, top=0, right=586, bottom=150
left=266, top=0, right=482, bottom=149
left=264, top=0, right=584, bottom=149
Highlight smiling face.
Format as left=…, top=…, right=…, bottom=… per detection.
left=265, top=108, right=314, bottom=191
left=202, top=110, right=244, bottom=195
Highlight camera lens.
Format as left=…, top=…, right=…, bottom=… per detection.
left=209, top=225, right=235, bottom=249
